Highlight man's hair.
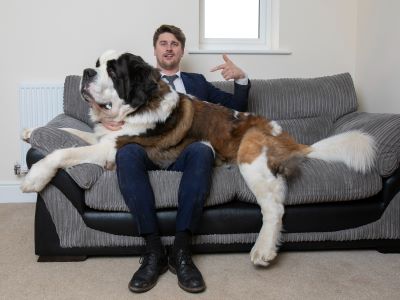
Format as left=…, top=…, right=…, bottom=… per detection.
left=153, top=24, right=186, bottom=49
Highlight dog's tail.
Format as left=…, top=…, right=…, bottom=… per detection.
left=305, top=130, right=376, bottom=173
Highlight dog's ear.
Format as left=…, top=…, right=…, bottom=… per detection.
left=123, top=54, right=160, bottom=108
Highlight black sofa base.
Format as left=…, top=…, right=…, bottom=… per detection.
left=35, top=194, right=400, bottom=262
left=29, top=148, right=400, bottom=262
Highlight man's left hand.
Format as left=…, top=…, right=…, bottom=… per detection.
left=210, top=54, right=246, bottom=81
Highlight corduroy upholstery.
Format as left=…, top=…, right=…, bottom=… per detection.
left=27, top=73, right=400, bottom=260
left=29, top=120, right=382, bottom=210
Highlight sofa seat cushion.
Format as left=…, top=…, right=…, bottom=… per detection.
left=85, top=160, right=382, bottom=211
left=283, top=159, right=381, bottom=205
left=85, top=165, right=239, bottom=211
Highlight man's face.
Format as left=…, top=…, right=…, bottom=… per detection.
left=154, top=32, right=184, bottom=72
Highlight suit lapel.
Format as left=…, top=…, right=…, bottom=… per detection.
left=180, top=72, right=195, bottom=95
left=181, top=72, right=207, bottom=100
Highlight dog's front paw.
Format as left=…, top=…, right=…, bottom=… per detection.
left=20, top=160, right=56, bottom=193
left=250, top=240, right=277, bottom=267
left=21, top=128, right=36, bottom=143
left=20, top=177, right=39, bottom=193
left=20, top=172, right=44, bottom=193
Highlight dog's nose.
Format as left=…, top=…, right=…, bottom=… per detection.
left=83, top=68, right=97, bottom=80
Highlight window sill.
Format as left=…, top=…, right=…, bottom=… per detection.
left=188, top=49, right=292, bottom=55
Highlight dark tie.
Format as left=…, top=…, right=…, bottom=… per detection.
left=163, top=74, right=178, bottom=90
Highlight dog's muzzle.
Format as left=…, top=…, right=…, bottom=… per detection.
left=80, top=68, right=97, bottom=102
left=82, top=68, right=97, bottom=83
left=80, top=68, right=113, bottom=111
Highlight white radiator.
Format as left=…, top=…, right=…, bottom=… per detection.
left=19, top=83, right=64, bottom=170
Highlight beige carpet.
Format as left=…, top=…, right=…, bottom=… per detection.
left=1, top=203, right=399, bottom=300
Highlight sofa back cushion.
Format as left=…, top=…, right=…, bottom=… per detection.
left=213, top=73, right=358, bottom=120
left=213, top=73, right=358, bottom=144
left=277, top=116, right=333, bottom=145
left=63, top=75, right=93, bottom=127
left=63, top=73, right=358, bottom=144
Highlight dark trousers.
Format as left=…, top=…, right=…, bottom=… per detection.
left=116, top=142, right=215, bottom=235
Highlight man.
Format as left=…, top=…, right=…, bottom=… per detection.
left=113, top=24, right=250, bottom=293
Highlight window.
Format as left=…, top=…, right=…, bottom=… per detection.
left=194, top=0, right=285, bottom=54
left=203, top=0, right=260, bottom=39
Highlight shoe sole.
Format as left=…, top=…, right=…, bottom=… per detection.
left=128, top=265, right=168, bottom=293
left=168, top=263, right=206, bottom=293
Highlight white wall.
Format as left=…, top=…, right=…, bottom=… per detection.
left=0, top=0, right=199, bottom=188
left=198, top=0, right=358, bottom=80
left=355, top=0, right=400, bottom=113
left=0, top=0, right=363, bottom=196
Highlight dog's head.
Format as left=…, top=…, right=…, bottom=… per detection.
left=80, top=50, right=161, bottom=122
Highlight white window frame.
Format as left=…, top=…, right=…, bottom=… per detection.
left=190, top=0, right=289, bottom=54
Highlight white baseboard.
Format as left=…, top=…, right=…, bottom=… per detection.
left=0, top=182, right=36, bottom=203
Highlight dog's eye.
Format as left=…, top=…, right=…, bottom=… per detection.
left=99, top=102, right=113, bottom=110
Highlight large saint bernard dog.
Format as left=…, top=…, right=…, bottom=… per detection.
left=21, top=50, right=376, bottom=266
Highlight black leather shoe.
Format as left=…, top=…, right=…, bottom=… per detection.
left=168, top=248, right=206, bottom=293
left=128, top=252, right=168, bottom=293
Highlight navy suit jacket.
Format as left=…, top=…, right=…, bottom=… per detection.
left=180, top=72, right=250, bottom=112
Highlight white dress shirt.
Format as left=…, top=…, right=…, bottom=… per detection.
left=161, top=71, right=187, bottom=94
left=161, top=71, right=249, bottom=94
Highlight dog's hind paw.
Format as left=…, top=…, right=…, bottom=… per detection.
left=250, top=242, right=277, bottom=267
left=21, top=128, right=36, bottom=143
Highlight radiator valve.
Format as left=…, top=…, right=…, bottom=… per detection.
left=14, top=162, right=28, bottom=176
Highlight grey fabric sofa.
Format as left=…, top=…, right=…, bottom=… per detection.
left=26, top=73, right=400, bottom=261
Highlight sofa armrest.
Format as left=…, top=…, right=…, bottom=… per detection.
left=333, top=111, right=400, bottom=177
left=27, top=148, right=86, bottom=214
left=27, top=114, right=104, bottom=189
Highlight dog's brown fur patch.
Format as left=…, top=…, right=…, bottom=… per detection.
left=116, top=79, right=312, bottom=174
